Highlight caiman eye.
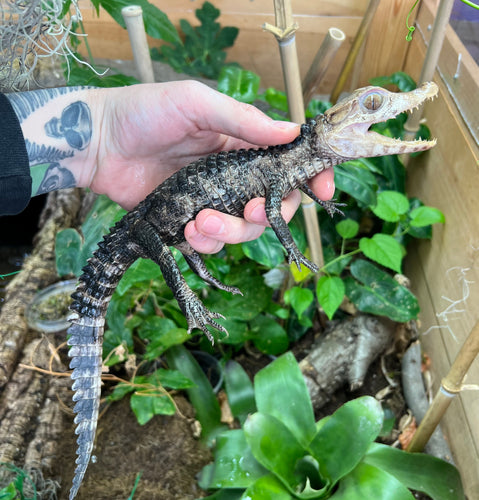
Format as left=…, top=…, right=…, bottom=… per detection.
left=362, top=92, right=383, bottom=111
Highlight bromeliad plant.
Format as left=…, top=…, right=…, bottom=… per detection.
left=198, top=353, right=464, bottom=500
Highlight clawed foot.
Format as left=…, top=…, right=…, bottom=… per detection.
left=288, top=250, right=319, bottom=273
left=184, top=298, right=228, bottom=343
left=318, top=199, right=346, bottom=218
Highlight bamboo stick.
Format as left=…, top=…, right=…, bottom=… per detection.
left=403, top=0, right=455, bottom=141
left=263, top=0, right=324, bottom=270
left=407, top=318, right=479, bottom=452
left=330, top=0, right=380, bottom=104
left=302, top=27, right=346, bottom=105
left=121, top=5, right=155, bottom=84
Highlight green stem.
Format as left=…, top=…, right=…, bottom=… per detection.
left=321, top=248, right=362, bottom=274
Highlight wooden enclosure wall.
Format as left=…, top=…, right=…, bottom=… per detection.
left=403, top=1, right=479, bottom=498
left=77, top=0, right=416, bottom=93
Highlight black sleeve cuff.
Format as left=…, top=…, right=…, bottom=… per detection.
left=0, top=93, right=31, bottom=215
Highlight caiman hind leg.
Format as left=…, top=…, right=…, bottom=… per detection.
left=265, top=181, right=319, bottom=273
left=176, top=242, right=242, bottom=295
left=132, top=220, right=227, bottom=342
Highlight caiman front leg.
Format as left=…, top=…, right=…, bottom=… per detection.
left=265, top=180, right=319, bottom=273
left=132, top=221, right=227, bottom=342
left=176, top=242, right=242, bottom=295
left=299, top=184, right=345, bottom=217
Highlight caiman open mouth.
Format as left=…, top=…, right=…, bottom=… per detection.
left=325, top=82, right=439, bottom=157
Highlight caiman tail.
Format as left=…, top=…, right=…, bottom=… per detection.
left=67, top=220, right=138, bottom=500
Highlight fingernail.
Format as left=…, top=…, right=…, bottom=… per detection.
left=275, top=120, right=299, bottom=129
left=201, top=215, right=226, bottom=235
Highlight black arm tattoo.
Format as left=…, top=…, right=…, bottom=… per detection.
left=6, top=87, right=93, bottom=196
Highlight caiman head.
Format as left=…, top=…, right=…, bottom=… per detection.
left=314, top=82, right=438, bottom=160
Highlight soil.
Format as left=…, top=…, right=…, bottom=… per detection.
left=53, top=395, right=211, bottom=500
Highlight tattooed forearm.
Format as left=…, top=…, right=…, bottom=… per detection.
left=6, top=87, right=94, bottom=197
left=6, top=87, right=84, bottom=122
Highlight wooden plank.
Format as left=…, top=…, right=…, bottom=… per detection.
left=403, top=2, right=479, bottom=496
left=76, top=0, right=395, bottom=92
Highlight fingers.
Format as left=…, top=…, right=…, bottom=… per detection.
left=185, top=168, right=336, bottom=254
left=185, top=81, right=300, bottom=147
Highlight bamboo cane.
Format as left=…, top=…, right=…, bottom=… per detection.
left=121, top=5, right=155, bottom=84
left=302, top=27, right=346, bottom=105
left=330, top=0, right=380, bottom=104
left=403, top=0, right=455, bottom=142
left=263, top=0, right=324, bottom=270
left=407, top=318, right=479, bottom=452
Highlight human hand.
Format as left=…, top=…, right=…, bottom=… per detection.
left=89, top=81, right=335, bottom=254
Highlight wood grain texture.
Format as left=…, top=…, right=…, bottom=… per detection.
left=403, top=1, right=479, bottom=496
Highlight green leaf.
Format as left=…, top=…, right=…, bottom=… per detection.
left=359, top=234, right=403, bottom=273
left=166, top=345, right=224, bottom=442
left=198, top=430, right=266, bottom=489
left=98, top=0, right=180, bottom=44
left=335, top=162, right=378, bottom=207
left=331, top=462, right=415, bottom=500
left=284, top=286, right=314, bottom=321
left=316, top=276, right=345, bottom=320
left=55, top=228, right=83, bottom=276
left=262, top=87, right=289, bottom=113
left=371, top=191, right=409, bottom=222
left=244, top=413, right=307, bottom=494
left=218, top=66, right=261, bottom=103
left=241, top=228, right=285, bottom=268
left=309, top=396, right=383, bottom=485
left=345, top=260, right=419, bottom=322
left=241, top=474, right=294, bottom=499
left=130, top=391, right=176, bottom=425
left=249, top=315, right=289, bottom=355
left=116, top=258, right=162, bottom=296
left=369, top=71, right=416, bottom=92
left=254, top=352, right=316, bottom=447
left=66, top=64, right=140, bottom=87
left=363, top=443, right=465, bottom=500
left=409, top=206, right=445, bottom=227
left=0, top=482, right=17, bottom=500
left=335, top=219, right=359, bottom=239
left=224, top=361, right=256, bottom=423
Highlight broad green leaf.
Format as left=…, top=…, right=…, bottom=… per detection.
left=369, top=71, right=416, bottom=92
left=241, top=474, right=294, bottom=499
left=66, top=65, right=140, bottom=87
left=316, top=276, right=345, bottom=320
left=359, top=234, right=403, bottom=273
left=218, top=66, right=261, bottom=103
left=254, top=352, right=316, bottom=447
left=97, top=0, right=180, bottom=44
left=371, top=191, right=409, bottom=222
left=224, top=361, right=256, bottom=423
left=241, top=227, right=285, bottom=268
left=198, top=430, right=266, bottom=489
left=117, top=258, right=162, bottom=296
left=249, top=315, right=289, bottom=355
left=284, top=286, right=314, bottom=321
left=334, top=162, right=377, bottom=207
left=141, top=368, right=194, bottom=390
left=309, top=396, right=383, bottom=485
left=345, top=260, right=419, bottom=322
left=331, top=462, right=415, bottom=500
left=244, top=413, right=306, bottom=493
left=409, top=206, right=445, bottom=227
left=262, top=87, right=289, bottom=113
left=0, top=482, right=17, bottom=500
left=335, top=219, right=359, bottom=239
left=166, top=345, right=224, bottom=442
left=55, top=228, right=83, bottom=276
left=363, top=443, right=465, bottom=500
left=130, top=391, right=176, bottom=425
